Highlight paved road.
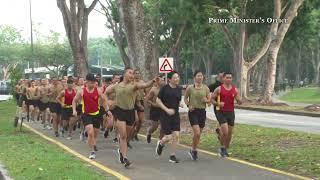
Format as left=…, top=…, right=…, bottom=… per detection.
left=204, top=108, right=320, bottom=134
left=25, top=121, right=299, bottom=180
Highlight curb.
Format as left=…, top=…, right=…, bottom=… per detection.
left=236, top=106, right=320, bottom=117
left=0, top=162, right=13, bottom=180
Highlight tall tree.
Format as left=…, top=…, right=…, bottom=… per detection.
left=261, top=0, right=305, bottom=104
left=57, top=0, right=99, bottom=77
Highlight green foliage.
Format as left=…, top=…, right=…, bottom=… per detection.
left=87, top=37, right=122, bottom=66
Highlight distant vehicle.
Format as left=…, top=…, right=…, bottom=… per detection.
left=0, top=80, right=11, bottom=95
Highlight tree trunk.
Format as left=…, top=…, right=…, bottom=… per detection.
left=57, top=0, right=98, bottom=77
left=261, top=0, right=305, bottom=104
left=313, top=48, right=320, bottom=85
left=118, top=0, right=157, bottom=80
left=295, top=45, right=302, bottom=85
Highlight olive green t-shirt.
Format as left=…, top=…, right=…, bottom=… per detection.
left=114, top=82, right=137, bottom=110
left=188, top=84, right=209, bottom=109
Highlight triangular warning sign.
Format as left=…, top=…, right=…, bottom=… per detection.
left=160, top=59, right=173, bottom=72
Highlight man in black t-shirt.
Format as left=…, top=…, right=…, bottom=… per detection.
left=155, top=71, right=182, bottom=163
left=208, top=72, right=224, bottom=144
left=208, top=72, right=224, bottom=113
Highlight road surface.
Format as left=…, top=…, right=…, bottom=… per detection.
left=203, top=108, right=320, bottom=134
left=25, top=121, right=300, bottom=180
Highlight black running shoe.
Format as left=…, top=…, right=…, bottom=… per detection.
left=147, top=134, right=151, bottom=144
left=156, top=141, right=164, bottom=156
left=123, top=158, right=132, bottom=168
left=219, top=147, right=226, bottom=158
left=127, top=142, right=133, bottom=149
left=188, top=149, right=197, bottom=161
left=94, top=145, right=98, bottom=152
left=169, top=155, right=179, bottom=163
left=134, top=135, right=139, bottom=141
left=224, top=149, right=230, bottom=157
left=14, top=117, right=19, bottom=127
left=104, top=130, right=109, bottom=138
left=113, top=138, right=118, bottom=143
left=117, top=148, right=124, bottom=164
left=194, top=150, right=198, bottom=160
left=55, top=132, right=59, bottom=137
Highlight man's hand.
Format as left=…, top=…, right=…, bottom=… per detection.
left=166, top=108, right=175, bottom=116
left=107, top=111, right=112, bottom=117
left=188, top=105, right=194, bottom=112
left=220, top=102, right=225, bottom=108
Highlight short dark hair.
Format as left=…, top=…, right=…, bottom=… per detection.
left=223, top=72, right=232, bottom=77
left=86, top=73, right=96, bottom=82
left=67, top=79, right=73, bottom=84
left=124, top=67, right=133, bottom=75
left=193, top=70, right=203, bottom=77
left=105, top=77, right=112, bottom=83
left=120, top=76, right=124, bottom=82
left=167, top=71, right=178, bottom=79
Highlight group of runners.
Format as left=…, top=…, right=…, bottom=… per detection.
left=13, top=68, right=242, bottom=168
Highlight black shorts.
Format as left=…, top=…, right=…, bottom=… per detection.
left=188, top=108, right=206, bottom=128
left=216, top=111, right=235, bottom=126
left=76, top=104, right=82, bottom=115
left=15, top=93, right=20, bottom=104
left=61, top=107, right=73, bottom=120
left=49, top=102, right=62, bottom=114
left=99, top=106, right=106, bottom=117
left=17, top=95, right=23, bottom=107
left=28, top=100, right=39, bottom=107
left=160, top=110, right=180, bottom=135
left=150, top=106, right=161, bottom=121
left=39, top=102, right=49, bottom=111
left=81, top=114, right=101, bottom=129
left=134, top=100, right=144, bottom=112
left=112, top=106, right=135, bottom=126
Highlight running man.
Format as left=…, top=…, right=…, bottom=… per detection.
left=72, top=73, right=110, bottom=159
left=57, top=79, right=77, bottom=139
left=106, top=74, right=120, bottom=143
left=155, top=71, right=182, bottom=163
left=48, top=78, right=63, bottom=137
left=208, top=71, right=224, bottom=143
left=132, top=69, right=147, bottom=141
left=39, top=79, right=51, bottom=130
left=184, top=71, right=210, bottom=160
left=211, top=72, right=242, bottom=157
left=105, top=68, right=158, bottom=168
left=145, top=75, right=165, bottom=143
left=26, top=80, right=40, bottom=122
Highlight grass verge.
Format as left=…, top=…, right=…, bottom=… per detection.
left=0, top=101, right=110, bottom=180
left=280, top=87, right=320, bottom=104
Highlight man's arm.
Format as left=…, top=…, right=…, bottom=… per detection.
left=105, top=83, right=116, bottom=94
left=98, top=89, right=108, bottom=111
left=134, top=78, right=156, bottom=90
left=145, top=88, right=157, bottom=107
left=203, top=86, right=211, bottom=104
left=211, top=87, right=220, bottom=106
left=56, top=90, right=65, bottom=106
left=184, top=86, right=191, bottom=107
left=72, top=90, right=82, bottom=116
left=235, top=88, right=242, bottom=105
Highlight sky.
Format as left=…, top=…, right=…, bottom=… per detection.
left=0, top=0, right=112, bottom=41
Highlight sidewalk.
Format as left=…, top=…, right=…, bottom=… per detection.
left=24, top=121, right=307, bottom=180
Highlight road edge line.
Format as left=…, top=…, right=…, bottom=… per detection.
left=23, top=123, right=130, bottom=180
left=138, top=134, right=313, bottom=180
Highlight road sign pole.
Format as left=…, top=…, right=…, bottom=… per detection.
left=165, top=73, right=168, bottom=84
